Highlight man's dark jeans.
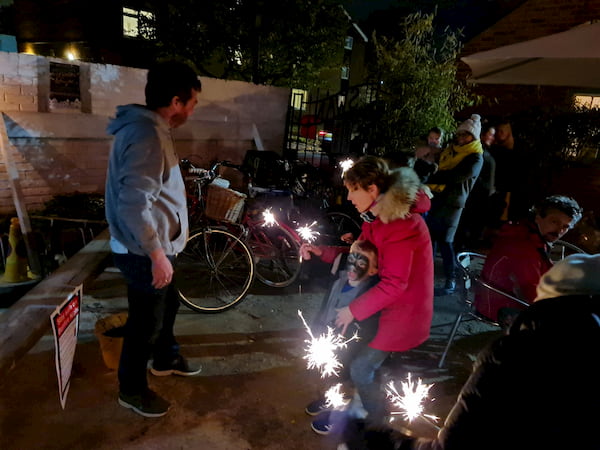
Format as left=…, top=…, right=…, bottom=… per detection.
left=426, top=214, right=457, bottom=281
left=113, top=252, right=180, bottom=395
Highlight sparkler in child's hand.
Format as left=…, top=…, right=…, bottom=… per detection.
left=296, top=221, right=320, bottom=243
left=386, top=373, right=439, bottom=426
left=340, top=158, right=354, bottom=178
left=324, top=383, right=350, bottom=409
left=298, top=309, right=359, bottom=378
left=262, top=208, right=278, bottom=226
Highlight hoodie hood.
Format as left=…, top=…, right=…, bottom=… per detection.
left=107, top=104, right=166, bottom=136
left=372, top=166, right=421, bottom=223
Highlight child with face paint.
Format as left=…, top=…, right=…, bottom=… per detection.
left=305, top=240, right=380, bottom=425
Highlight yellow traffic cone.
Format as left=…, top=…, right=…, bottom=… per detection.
left=2, top=217, right=30, bottom=283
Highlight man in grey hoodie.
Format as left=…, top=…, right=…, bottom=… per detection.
left=105, top=60, right=202, bottom=418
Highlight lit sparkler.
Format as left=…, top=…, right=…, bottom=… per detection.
left=324, top=383, right=350, bottom=409
left=262, top=208, right=278, bottom=226
left=386, top=373, right=439, bottom=424
left=340, top=158, right=354, bottom=178
left=298, top=309, right=359, bottom=378
left=296, top=221, right=320, bottom=243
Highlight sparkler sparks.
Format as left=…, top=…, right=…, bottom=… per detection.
left=298, top=310, right=359, bottom=378
left=296, top=221, right=320, bottom=243
left=340, top=158, right=354, bottom=178
left=262, top=208, right=278, bottom=226
left=386, top=373, right=438, bottom=423
left=324, top=383, right=349, bottom=409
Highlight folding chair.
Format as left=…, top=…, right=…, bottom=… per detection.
left=437, top=251, right=529, bottom=368
left=549, top=239, right=586, bottom=262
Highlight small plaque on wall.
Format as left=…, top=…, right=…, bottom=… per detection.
left=49, top=62, right=81, bottom=112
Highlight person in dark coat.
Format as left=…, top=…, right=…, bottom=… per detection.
left=455, top=122, right=497, bottom=249
left=340, top=253, right=600, bottom=450
left=426, top=115, right=484, bottom=295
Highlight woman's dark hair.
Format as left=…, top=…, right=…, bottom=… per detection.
left=343, top=155, right=395, bottom=193
left=530, top=195, right=583, bottom=225
left=145, top=60, right=202, bottom=109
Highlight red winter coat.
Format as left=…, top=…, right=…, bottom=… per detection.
left=474, top=220, right=552, bottom=321
left=350, top=213, right=434, bottom=351
left=321, top=169, right=434, bottom=352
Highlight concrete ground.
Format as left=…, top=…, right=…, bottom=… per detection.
left=0, top=259, right=500, bottom=450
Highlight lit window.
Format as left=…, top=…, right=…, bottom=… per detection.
left=291, top=89, right=307, bottom=110
left=341, top=66, right=350, bottom=80
left=575, top=95, right=600, bottom=109
left=345, top=36, right=353, bottom=50
left=123, top=7, right=155, bottom=39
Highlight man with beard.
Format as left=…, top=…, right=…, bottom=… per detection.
left=474, top=194, right=582, bottom=328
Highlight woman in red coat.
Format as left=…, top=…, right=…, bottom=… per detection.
left=309, top=156, right=434, bottom=434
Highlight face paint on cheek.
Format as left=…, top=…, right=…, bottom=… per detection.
left=346, top=253, right=369, bottom=281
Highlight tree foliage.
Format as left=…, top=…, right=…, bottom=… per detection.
left=142, top=0, right=348, bottom=89
left=357, top=11, right=479, bottom=152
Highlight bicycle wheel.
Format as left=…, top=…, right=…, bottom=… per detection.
left=176, top=228, right=254, bottom=313
left=248, top=224, right=301, bottom=287
left=322, top=211, right=362, bottom=245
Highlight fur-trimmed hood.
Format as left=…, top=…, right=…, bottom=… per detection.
left=372, top=167, right=422, bottom=223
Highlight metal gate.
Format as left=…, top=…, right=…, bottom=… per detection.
left=284, top=83, right=380, bottom=167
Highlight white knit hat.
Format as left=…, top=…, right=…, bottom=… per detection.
left=457, top=114, right=482, bottom=139
left=535, top=253, right=600, bottom=301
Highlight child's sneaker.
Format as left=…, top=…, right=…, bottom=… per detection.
left=311, top=411, right=335, bottom=435
left=311, top=410, right=347, bottom=436
left=305, top=398, right=331, bottom=416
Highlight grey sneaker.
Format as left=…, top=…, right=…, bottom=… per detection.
left=150, top=355, right=201, bottom=377
left=118, top=390, right=170, bottom=418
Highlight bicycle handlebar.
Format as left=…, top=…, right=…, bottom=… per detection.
left=210, top=160, right=245, bottom=173
left=181, top=159, right=248, bottom=187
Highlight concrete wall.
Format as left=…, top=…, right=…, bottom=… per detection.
left=0, top=52, right=290, bottom=214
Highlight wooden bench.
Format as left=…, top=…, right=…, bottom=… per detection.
left=0, top=227, right=111, bottom=379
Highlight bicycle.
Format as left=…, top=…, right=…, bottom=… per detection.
left=209, top=160, right=303, bottom=288
left=176, top=161, right=255, bottom=313
left=177, top=160, right=302, bottom=312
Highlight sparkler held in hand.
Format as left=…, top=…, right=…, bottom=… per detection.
left=324, top=383, right=350, bottom=410
left=261, top=208, right=277, bottom=226
left=340, top=158, right=354, bottom=178
left=386, top=373, right=439, bottom=429
left=298, top=309, right=360, bottom=378
left=296, top=221, right=320, bottom=243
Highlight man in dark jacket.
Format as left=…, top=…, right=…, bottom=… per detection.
left=474, top=195, right=582, bottom=328
left=341, top=253, right=600, bottom=450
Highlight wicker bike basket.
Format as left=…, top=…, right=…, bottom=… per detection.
left=204, top=184, right=247, bottom=223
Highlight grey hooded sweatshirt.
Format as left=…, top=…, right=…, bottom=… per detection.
left=105, top=104, right=189, bottom=257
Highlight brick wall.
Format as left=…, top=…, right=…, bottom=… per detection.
left=0, top=52, right=290, bottom=215
left=459, top=0, right=600, bottom=117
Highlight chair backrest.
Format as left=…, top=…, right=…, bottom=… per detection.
left=456, top=251, right=530, bottom=323
left=456, top=252, right=487, bottom=305
left=549, top=239, right=587, bottom=263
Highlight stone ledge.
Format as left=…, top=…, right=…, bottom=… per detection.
left=0, top=227, right=111, bottom=379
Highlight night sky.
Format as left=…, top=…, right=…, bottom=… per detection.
left=344, top=0, right=398, bottom=20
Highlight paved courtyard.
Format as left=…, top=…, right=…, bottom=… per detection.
left=0, top=258, right=500, bottom=449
